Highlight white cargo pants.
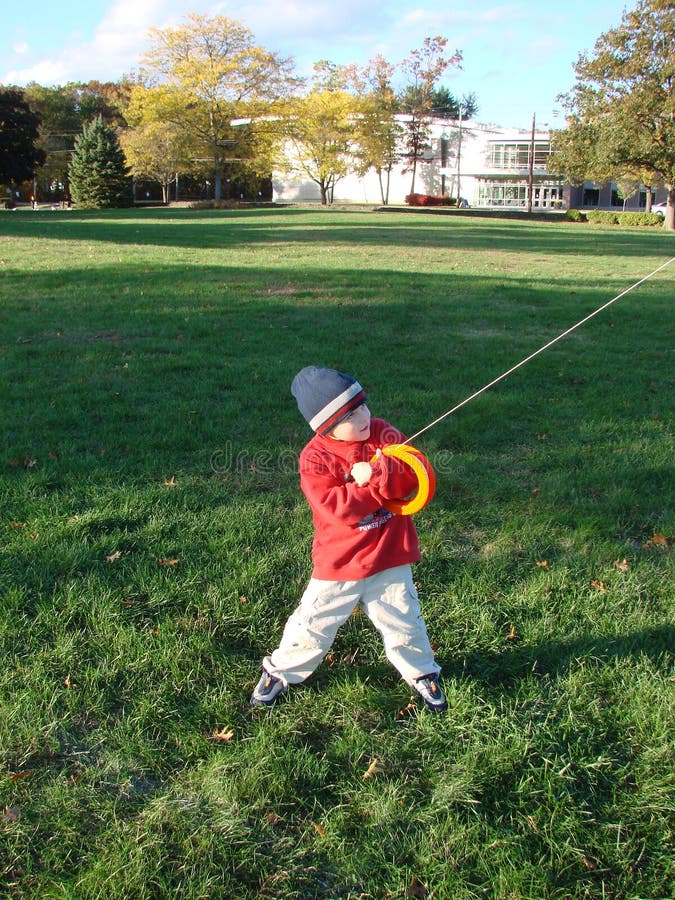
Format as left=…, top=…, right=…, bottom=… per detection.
left=263, top=564, right=440, bottom=687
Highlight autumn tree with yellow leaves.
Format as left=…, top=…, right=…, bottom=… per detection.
left=138, top=13, right=298, bottom=200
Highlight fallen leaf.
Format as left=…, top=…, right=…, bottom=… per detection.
left=211, top=727, right=235, bottom=743
left=397, top=700, right=417, bottom=718
left=362, top=758, right=383, bottom=780
left=406, top=876, right=428, bottom=898
left=310, top=820, right=326, bottom=837
left=106, top=551, right=122, bottom=563
left=582, top=856, right=598, bottom=871
left=28, top=534, right=39, bottom=542
left=163, top=475, right=177, bottom=488
left=48, top=451, right=60, bottom=461
left=23, top=456, right=37, bottom=470
left=531, top=485, right=541, bottom=497
left=1, top=806, right=20, bottom=824
left=9, top=770, right=34, bottom=782
left=158, top=558, right=179, bottom=567
left=64, top=674, right=74, bottom=688
left=643, top=533, right=670, bottom=550
left=590, top=579, right=606, bottom=592
left=506, top=624, right=518, bottom=641
left=11, top=522, right=26, bottom=529
left=613, top=558, right=630, bottom=573
left=535, top=560, right=548, bottom=569
left=265, top=812, right=283, bottom=827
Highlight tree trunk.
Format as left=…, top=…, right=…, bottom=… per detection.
left=377, top=170, right=386, bottom=205
left=664, top=184, right=675, bottom=231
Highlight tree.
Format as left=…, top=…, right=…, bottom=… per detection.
left=277, top=89, right=362, bottom=205
left=122, top=84, right=196, bottom=202
left=68, top=115, right=131, bottom=208
left=429, top=87, right=479, bottom=120
left=0, top=88, right=45, bottom=190
left=140, top=13, right=298, bottom=200
left=329, top=55, right=402, bottom=205
left=24, top=81, right=131, bottom=202
left=399, top=37, right=462, bottom=193
left=551, top=0, right=675, bottom=230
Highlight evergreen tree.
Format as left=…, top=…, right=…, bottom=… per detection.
left=68, top=115, right=131, bottom=208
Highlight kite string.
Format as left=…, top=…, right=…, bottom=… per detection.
left=404, top=256, right=675, bottom=447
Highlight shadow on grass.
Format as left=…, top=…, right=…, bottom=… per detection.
left=2, top=207, right=674, bottom=258
left=443, top=624, right=674, bottom=686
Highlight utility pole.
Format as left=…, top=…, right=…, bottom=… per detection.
left=527, top=112, right=535, bottom=214
left=456, top=104, right=463, bottom=204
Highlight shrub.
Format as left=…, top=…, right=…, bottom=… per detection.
left=617, top=212, right=663, bottom=226
left=188, top=199, right=244, bottom=210
left=405, top=193, right=456, bottom=207
left=584, top=210, right=663, bottom=227
left=565, top=208, right=587, bottom=222
left=587, top=210, right=619, bottom=225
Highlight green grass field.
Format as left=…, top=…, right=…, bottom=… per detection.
left=0, top=207, right=673, bottom=899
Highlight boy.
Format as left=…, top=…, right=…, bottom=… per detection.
left=250, top=366, right=446, bottom=712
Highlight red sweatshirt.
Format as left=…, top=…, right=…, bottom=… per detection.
left=298, top=418, right=422, bottom=580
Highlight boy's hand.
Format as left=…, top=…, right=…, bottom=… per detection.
left=350, top=461, right=373, bottom=486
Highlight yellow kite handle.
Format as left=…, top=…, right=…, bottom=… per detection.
left=371, top=444, right=436, bottom=515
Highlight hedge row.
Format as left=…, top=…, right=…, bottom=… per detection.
left=188, top=199, right=245, bottom=209
left=566, top=208, right=664, bottom=226
left=405, top=193, right=457, bottom=207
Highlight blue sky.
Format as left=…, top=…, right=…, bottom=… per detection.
left=2, top=0, right=632, bottom=130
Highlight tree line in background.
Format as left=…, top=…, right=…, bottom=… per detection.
left=0, top=18, right=475, bottom=210
left=0, top=0, right=673, bottom=227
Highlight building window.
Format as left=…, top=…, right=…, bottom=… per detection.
left=477, top=180, right=563, bottom=208
left=487, top=142, right=552, bottom=169
left=582, top=188, right=600, bottom=206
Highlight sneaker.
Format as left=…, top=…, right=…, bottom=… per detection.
left=412, top=673, right=447, bottom=712
left=250, top=670, right=287, bottom=707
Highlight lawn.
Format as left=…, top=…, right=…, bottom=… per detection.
left=0, top=207, right=673, bottom=899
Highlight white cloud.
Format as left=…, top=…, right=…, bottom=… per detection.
left=4, top=58, right=70, bottom=85
left=2, top=0, right=190, bottom=85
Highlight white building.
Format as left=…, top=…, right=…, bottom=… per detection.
left=272, top=117, right=565, bottom=209
left=272, top=116, right=665, bottom=211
